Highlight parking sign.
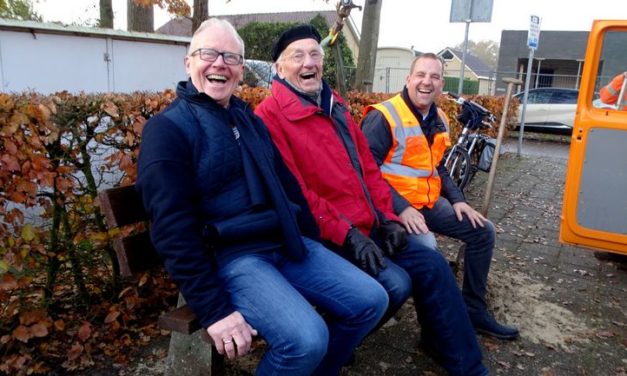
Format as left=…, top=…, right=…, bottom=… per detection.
left=528, top=15, right=541, bottom=49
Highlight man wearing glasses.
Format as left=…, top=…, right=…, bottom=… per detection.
left=256, top=24, right=488, bottom=375
left=136, top=18, right=388, bottom=375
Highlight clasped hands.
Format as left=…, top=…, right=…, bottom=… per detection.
left=343, top=219, right=408, bottom=276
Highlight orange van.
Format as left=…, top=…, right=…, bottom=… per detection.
left=560, top=20, right=627, bottom=254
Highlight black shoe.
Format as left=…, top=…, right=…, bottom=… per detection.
left=418, top=338, right=443, bottom=364
left=471, top=313, right=519, bottom=340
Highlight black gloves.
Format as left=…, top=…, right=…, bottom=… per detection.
left=378, top=218, right=408, bottom=257
left=343, top=227, right=386, bottom=276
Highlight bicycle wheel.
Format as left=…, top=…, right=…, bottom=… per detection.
left=466, top=136, right=485, bottom=187
left=444, top=147, right=472, bottom=191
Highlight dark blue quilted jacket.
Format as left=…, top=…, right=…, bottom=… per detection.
left=136, top=79, right=318, bottom=328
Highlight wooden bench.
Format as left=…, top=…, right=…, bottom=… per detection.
left=98, top=184, right=226, bottom=376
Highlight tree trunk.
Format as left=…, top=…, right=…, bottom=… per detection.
left=127, top=0, right=154, bottom=32
left=99, top=0, right=114, bottom=28
left=192, top=0, right=209, bottom=34
left=354, top=0, right=382, bottom=93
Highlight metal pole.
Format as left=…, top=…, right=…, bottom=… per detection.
left=481, top=77, right=523, bottom=216
left=534, top=58, right=544, bottom=88
left=517, top=64, right=524, bottom=92
left=320, top=0, right=361, bottom=97
left=457, top=19, right=471, bottom=95
left=575, top=59, right=583, bottom=89
left=333, top=43, right=347, bottom=98
left=517, top=48, right=535, bottom=156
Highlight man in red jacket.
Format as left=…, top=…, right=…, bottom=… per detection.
left=256, top=24, right=488, bottom=376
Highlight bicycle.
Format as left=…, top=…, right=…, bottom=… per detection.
left=443, top=92, right=497, bottom=192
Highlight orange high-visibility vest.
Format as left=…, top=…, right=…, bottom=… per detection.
left=600, top=73, right=627, bottom=110
left=365, top=94, right=451, bottom=209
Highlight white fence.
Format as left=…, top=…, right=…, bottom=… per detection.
left=371, top=66, right=594, bottom=95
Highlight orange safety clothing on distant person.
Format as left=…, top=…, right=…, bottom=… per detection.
left=364, top=94, right=450, bottom=210
left=600, top=73, right=627, bottom=110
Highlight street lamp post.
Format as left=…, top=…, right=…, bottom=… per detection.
left=457, top=19, right=471, bottom=95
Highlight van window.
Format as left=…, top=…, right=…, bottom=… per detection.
left=595, top=30, right=627, bottom=109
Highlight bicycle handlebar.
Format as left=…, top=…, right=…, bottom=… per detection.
left=446, top=91, right=465, bottom=105
left=446, top=92, right=496, bottom=126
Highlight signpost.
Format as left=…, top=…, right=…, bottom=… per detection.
left=450, top=0, right=493, bottom=94
left=518, top=15, right=542, bottom=155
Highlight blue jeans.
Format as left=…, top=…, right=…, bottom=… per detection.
left=216, top=237, right=388, bottom=376
left=374, top=234, right=487, bottom=376
left=417, top=196, right=496, bottom=317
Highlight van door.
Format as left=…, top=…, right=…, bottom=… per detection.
left=560, top=20, right=627, bottom=254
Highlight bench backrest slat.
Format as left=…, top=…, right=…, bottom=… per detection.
left=113, top=232, right=160, bottom=276
left=99, top=185, right=160, bottom=277
left=99, top=185, right=148, bottom=227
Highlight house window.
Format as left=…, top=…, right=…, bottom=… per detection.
left=441, top=50, right=454, bottom=60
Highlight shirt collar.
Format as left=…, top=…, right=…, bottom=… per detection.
left=401, top=86, right=438, bottom=123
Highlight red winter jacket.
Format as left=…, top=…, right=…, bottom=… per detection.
left=255, top=79, right=399, bottom=246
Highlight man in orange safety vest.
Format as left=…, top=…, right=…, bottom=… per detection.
left=600, top=71, right=627, bottom=110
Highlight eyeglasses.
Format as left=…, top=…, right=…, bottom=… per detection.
left=190, top=48, right=243, bottom=65
left=285, top=50, right=324, bottom=64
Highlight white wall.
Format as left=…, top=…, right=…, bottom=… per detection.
left=0, top=20, right=189, bottom=94
left=111, top=39, right=187, bottom=92
left=1, top=30, right=110, bottom=92
left=373, top=47, right=414, bottom=93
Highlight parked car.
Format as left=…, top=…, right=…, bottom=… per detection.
left=243, top=59, right=275, bottom=88
left=513, top=88, right=599, bottom=134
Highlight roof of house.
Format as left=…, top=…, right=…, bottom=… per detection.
left=439, top=47, right=493, bottom=79
left=0, top=18, right=190, bottom=45
left=157, top=11, right=359, bottom=41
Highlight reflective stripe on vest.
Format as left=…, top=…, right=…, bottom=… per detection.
left=381, top=162, right=436, bottom=177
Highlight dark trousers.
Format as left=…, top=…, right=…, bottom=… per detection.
left=419, top=196, right=496, bottom=318
left=372, top=233, right=488, bottom=375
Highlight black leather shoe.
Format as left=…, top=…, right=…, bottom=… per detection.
left=418, top=337, right=444, bottom=365
left=471, top=313, right=519, bottom=340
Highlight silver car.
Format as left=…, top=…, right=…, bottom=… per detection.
left=514, top=88, right=598, bottom=134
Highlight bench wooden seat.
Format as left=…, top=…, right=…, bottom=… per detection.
left=98, top=184, right=225, bottom=375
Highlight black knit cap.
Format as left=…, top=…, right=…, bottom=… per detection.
left=271, top=24, right=322, bottom=62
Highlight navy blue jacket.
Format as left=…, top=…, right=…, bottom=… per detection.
left=136, top=80, right=318, bottom=328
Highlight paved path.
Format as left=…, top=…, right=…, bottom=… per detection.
left=501, top=137, right=570, bottom=159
